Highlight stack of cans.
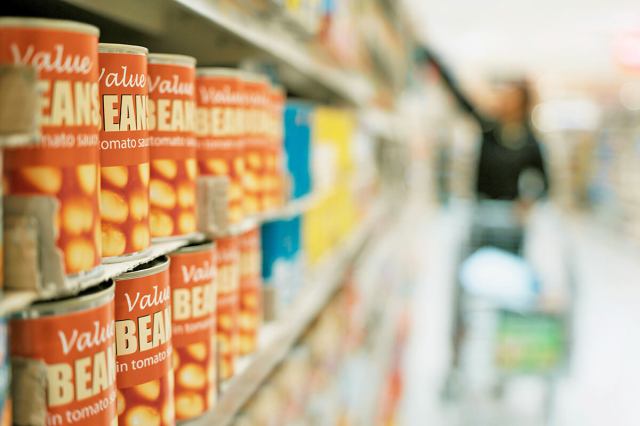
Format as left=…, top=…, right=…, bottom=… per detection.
left=0, top=16, right=287, bottom=426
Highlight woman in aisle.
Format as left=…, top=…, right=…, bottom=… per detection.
left=418, top=46, right=552, bottom=400
left=421, top=46, right=549, bottom=252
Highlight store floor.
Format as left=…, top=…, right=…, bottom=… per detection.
left=399, top=201, right=640, bottom=426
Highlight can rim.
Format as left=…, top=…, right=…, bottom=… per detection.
left=148, top=53, right=196, bottom=67
left=0, top=17, right=100, bottom=36
left=99, top=43, right=148, bottom=55
left=116, top=255, right=170, bottom=280
left=172, top=240, right=216, bottom=255
left=12, top=280, right=114, bottom=320
left=196, top=67, right=246, bottom=78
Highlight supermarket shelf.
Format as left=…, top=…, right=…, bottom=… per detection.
left=0, top=233, right=205, bottom=316
left=215, top=218, right=260, bottom=239
left=44, top=0, right=373, bottom=105
left=208, top=193, right=325, bottom=239
left=361, top=108, right=398, bottom=142
left=171, top=0, right=373, bottom=106
left=363, top=293, right=404, bottom=425
left=184, top=200, right=389, bottom=426
left=0, top=193, right=335, bottom=316
left=0, top=291, right=40, bottom=317
left=258, top=191, right=327, bottom=223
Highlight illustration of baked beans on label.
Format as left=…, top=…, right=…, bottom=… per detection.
left=10, top=286, right=117, bottom=426
left=0, top=19, right=101, bottom=274
left=98, top=44, right=150, bottom=259
left=148, top=54, right=197, bottom=240
left=114, top=258, right=174, bottom=426
left=240, top=76, right=269, bottom=216
left=264, top=86, right=285, bottom=211
left=196, top=69, right=245, bottom=224
left=169, top=243, right=217, bottom=420
left=216, top=236, right=240, bottom=381
left=238, top=228, right=262, bottom=356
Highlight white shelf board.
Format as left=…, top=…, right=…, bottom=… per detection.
left=0, top=192, right=330, bottom=316
left=0, top=233, right=206, bottom=316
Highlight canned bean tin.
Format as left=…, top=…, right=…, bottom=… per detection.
left=240, top=73, right=269, bottom=216
left=0, top=18, right=102, bottom=275
left=264, top=85, right=285, bottom=211
left=10, top=280, right=117, bottom=426
left=169, top=242, right=217, bottom=421
left=147, top=53, right=198, bottom=241
left=98, top=43, right=151, bottom=261
left=216, top=236, right=240, bottom=381
left=114, top=256, right=174, bottom=426
left=238, top=227, right=261, bottom=356
left=196, top=68, right=246, bottom=225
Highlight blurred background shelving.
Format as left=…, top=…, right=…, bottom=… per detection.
left=3, top=0, right=415, bottom=107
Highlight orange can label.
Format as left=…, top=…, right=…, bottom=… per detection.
left=263, top=87, right=284, bottom=211
left=114, top=264, right=174, bottom=426
left=170, top=245, right=217, bottom=420
left=0, top=24, right=101, bottom=274
left=98, top=49, right=150, bottom=258
left=241, top=78, right=269, bottom=215
left=196, top=74, right=245, bottom=224
left=147, top=61, right=197, bottom=239
left=10, top=296, right=117, bottom=426
left=238, top=228, right=262, bottom=356
left=216, top=236, right=240, bottom=381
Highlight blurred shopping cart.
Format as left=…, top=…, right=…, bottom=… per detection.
left=444, top=200, right=570, bottom=425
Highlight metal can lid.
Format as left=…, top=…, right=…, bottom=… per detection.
left=0, top=17, right=100, bottom=37
left=172, top=240, right=216, bottom=255
left=196, top=67, right=246, bottom=78
left=148, top=53, right=196, bottom=67
left=99, top=43, right=148, bottom=55
left=116, top=255, right=170, bottom=281
left=12, top=279, right=115, bottom=320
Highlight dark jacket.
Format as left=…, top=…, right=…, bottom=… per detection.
left=423, top=47, right=548, bottom=200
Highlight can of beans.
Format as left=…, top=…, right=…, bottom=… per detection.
left=264, top=85, right=285, bottom=210
left=98, top=43, right=150, bottom=262
left=169, top=242, right=217, bottom=421
left=147, top=53, right=198, bottom=241
left=0, top=18, right=102, bottom=276
left=216, top=236, right=240, bottom=381
left=238, top=227, right=262, bottom=356
left=196, top=68, right=245, bottom=225
left=114, top=256, right=174, bottom=426
left=9, top=280, right=117, bottom=426
left=240, top=73, right=269, bottom=216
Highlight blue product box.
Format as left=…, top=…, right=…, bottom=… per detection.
left=284, top=101, right=313, bottom=200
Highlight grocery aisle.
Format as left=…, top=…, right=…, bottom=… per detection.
left=553, top=220, right=640, bottom=426
left=400, top=203, right=640, bottom=426
left=0, top=1, right=639, bottom=425
left=399, top=201, right=468, bottom=425
left=0, top=1, right=409, bottom=424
